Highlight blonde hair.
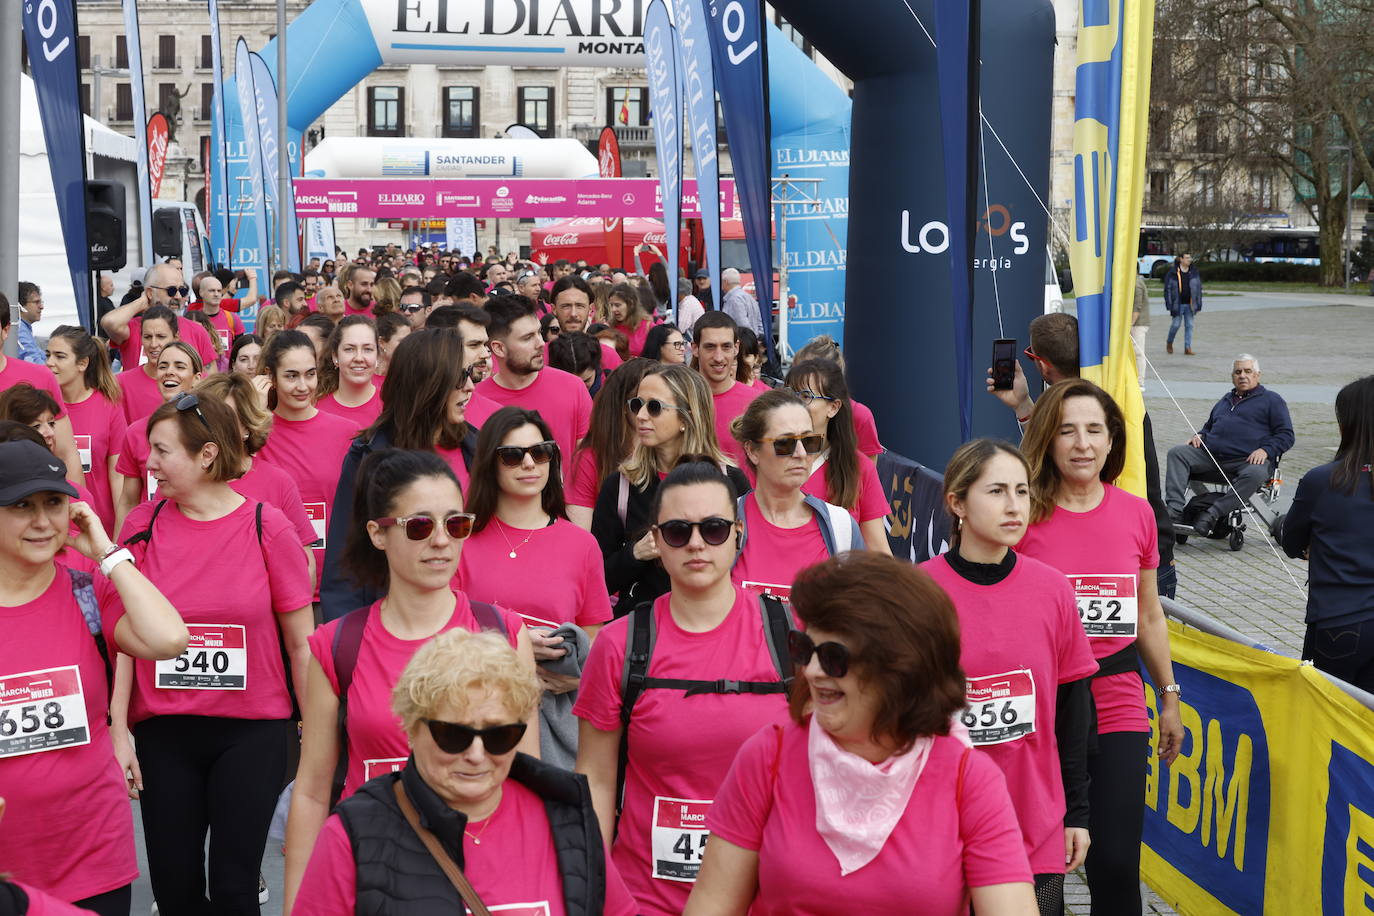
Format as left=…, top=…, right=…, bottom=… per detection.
left=794, top=334, right=844, bottom=372
left=194, top=373, right=273, bottom=455
left=256, top=305, right=289, bottom=347
left=372, top=276, right=401, bottom=317
left=620, top=363, right=730, bottom=488
left=392, top=629, right=540, bottom=734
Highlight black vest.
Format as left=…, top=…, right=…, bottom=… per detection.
left=336, top=754, right=606, bottom=916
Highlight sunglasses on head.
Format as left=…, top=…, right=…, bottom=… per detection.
left=787, top=630, right=851, bottom=678
left=654, top=516, right=735, bottom=548
left=424, top=719, right=528, bottom=755
left=495, top=441, right=558, bottom=467
left=375, top=513, right=475, bottom=541
left=174, top=392, right=211, bottom=431
left=757, top=434, right=826, bottom=457
left=628, top=397, right=685, bottom=418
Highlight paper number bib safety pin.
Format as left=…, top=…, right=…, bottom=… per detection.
left=155, top=623, right=248, bottom=690
left=0, top=665, right=91, bottom=759
left=961, top=669, right=1035, bottom=746
left=651, top=796, right=712, bottom=882
left=1070, top=574, right=1138, bottom=638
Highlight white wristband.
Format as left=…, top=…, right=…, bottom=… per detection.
left=99, top=547, right=135, bottom=578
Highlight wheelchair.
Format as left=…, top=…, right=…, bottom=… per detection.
left=1173, top=455, right=1285, bottom=552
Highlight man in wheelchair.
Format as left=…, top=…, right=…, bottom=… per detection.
left=1165, top=354, right=1294, bottom=532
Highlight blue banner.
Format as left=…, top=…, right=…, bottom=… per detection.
left=234, top=38, right=271, bottom=291
left=120, top=0, right=152, bottom=266
left=207, top=0, right=230, bottom=267
left=643, top=0, right=683, bottom=323
left=706, top=0, right=775, bottom=359
left=23, top=0, right=93, bottom=330
left=673, top=0, right=723, bottom=312
left=248, top=51, right=301, bottom=273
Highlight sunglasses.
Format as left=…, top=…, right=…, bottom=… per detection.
left=374, top=513, right=475, bottom=541
left=757, top=434, right=826, bottom=457
left=174, top=392, right=211, bottom=431
left=787, top=630, right=851, bottom=678
left=424, top=719, right=528, bottom=755
left=495, top=441, right=558, bottom=467
left=1023, top=346, right=1040, bottom=362
left=628, top=397, right=686, bottom=418
left=654, top=516, right=735, bottom=548
left=402, top=303, right=426, bottom=313
left=790, top=388, right=835, bottom=404
left=158, top=285, right=190, bottom=298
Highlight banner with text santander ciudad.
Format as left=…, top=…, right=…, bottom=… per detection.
left=643, top=0, right=683, bottom=321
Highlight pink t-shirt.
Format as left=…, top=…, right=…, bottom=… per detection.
left=191, top=306, right=246, bottom=352
left=476, top=368, right=593, bottom=465
left=566, top=446, right=603, bottom=509
left=114, top=499, right=313, bottom=724
left=344, top=300, right=373, bottom=317
left=8, top=882, right=99, bottom=915
left=708, top=722, right=1032, bottom=915
left=117, top=315, right=217, bottom=370
left=922, top=554, right=1099, bottom=872
left=294, top=781, right=639, bottom=916
left=233, top=457, right=319, bottom=548
left=0, top=356, right=65, bottom=408
left=317, top=387, right=382, bottom=432
left=433, top=444, right=471, bottom=493
left=801, top=451, right=889, bottom=521
left=257, top=410, right=357, bottom=600
left=711, top=380, right=758, bottom=468
left=732, top=493, right=831, bottom=606
left=457, top=519, right=613, bottom=629
left=750, top=378, right=771, bottom=393
left=115, top=366, right=163, bottom=425
left=1017, top=484, right=1160, bottom=734
left=600, top=343, right=624, bottom=372
left=0, top=563, right=137, bottom=902
left=465, top=391, right=501, bottom=429
left=573, top=587, right=791, bottom=916
left=615, top=320, right=652, bottom=359
left=308, top=594, right=523, bottom=798
left=851, top=398, right=883, bottom=457
left=114, top=413, right=156, bottom=502
left=62, top=391, right=127, bottom=530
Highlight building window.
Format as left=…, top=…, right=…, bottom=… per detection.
left=1251, top=172, right=1276, bottom=210
left=1198, top=171, right=1218, bottom=207
left=774, top=13, right=812, bottom=57
left=367, top=86, right=404, bottom=136
left=77, top=35, right=90, bottom=70
left=158, top=83, right=178, bottom=118
left=200, top=82, right=214, bottom=120
left=442, top=86, right=479, bottom=138
left=518, top=86, right=553, bottom=137
left=115, top=36, right=128, bottom=70
left=1148, top=170, right=1170, bottom=207
left=199, top=35, right=213, bottom=69
left=157, top=35, right=175, bottom=70
left=606, top=87, right=648, bottom=127
left=1196, top=113, right=1219, bottom=154
left=1148, top=108, right=1170, bottom=153
left=80, top=82, right=91, bottom=116
left=115, top=83, right=132, bottom=121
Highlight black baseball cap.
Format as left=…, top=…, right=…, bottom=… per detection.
left=0, top=440, right=77, bottom=506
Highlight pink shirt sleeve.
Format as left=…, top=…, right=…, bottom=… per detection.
left=957, top=749, right=1035, bottom=889
left=1135, top=494, right=1160, bottom=570
left=852, top=401, right=883, bottom=457
left=567, top=447, right=601, bottom=508
left=260, top=505, right=315, bottom=612
left=571, top=621, right=627, bottom=731
left=855, top=456, right=889, bottom=521
left=114, top=425, right=143, bottom=478
left=706, top=722, right=784, bottom=852
left=293, top=815, right=357, bottom=915
left=576, top=536, right=614, bottom=627
left=307, top=618, right=343, bottom=695
left=603, top=842, right=641, bottom=916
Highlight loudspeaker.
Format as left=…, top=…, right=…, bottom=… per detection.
left=152, top=208, right=182, bottom=258
left=85, top=180, right=126, bottom=271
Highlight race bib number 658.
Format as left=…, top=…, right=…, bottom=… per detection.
left=651, top=796, right=711, bottom=882
left=0, top=665, right=90, bottom=759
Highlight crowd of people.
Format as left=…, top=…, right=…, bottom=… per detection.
left=0, top=241, right=1366, bottom=916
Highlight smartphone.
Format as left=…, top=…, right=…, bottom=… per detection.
left=992, top=338, right=1017, bottom=390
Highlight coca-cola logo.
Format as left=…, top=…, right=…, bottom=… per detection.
left=644, top=232, right=666, bottom=244
left=542, top=233, right=581, bottom=246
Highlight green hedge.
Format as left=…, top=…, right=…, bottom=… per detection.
left=1192, top=261, right=1322, bottom=283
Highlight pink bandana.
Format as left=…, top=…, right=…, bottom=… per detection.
left=808, top=714, right=931, bottom=876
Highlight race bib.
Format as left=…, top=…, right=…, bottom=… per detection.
left=305, top=502, right=326, bottom=549
left=739, top=581, right=791, bottom=603
left=1070, top=574, right=1138, bottom=638
left=363, top=757, right=407, bottom=781
left=0, top=665, right=91, bottom=759
left=651, top=796, right=711, bottom=882
left=74, top=434, right=92, bottom=473
left=156, top=624, right=247, bottom=690
left=961, top=669, right=1036, bottom=746
left=216, top=328, right=231, bottom=350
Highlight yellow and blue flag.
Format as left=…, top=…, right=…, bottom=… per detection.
left=1070, top=0, right=1153, bottom=496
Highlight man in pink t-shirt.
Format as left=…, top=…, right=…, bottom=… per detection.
left=341, top=265, right=376, bottom=317
left=100, top=263, right=218, bottom=370
left=693, top=311, right=758, bottom=467
left=190, top=273, right=246, bottom=352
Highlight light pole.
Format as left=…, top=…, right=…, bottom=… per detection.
left=89, top=54, right=131, bottom=126
left=276, top=0, right=291, bottom=270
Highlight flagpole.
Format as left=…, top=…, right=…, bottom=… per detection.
left=0, top=0, right=19, bottom=357
left=275, top=0, right=290, bottom=270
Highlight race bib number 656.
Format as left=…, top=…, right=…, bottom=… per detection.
left=651, top=796, right=711, bottom=882
left=962, top=669, right=1036, bottom=746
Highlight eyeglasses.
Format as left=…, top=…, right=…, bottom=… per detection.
left=546, top=326, right=561, bottom=337
left=787, top=630, right=851, bottom=678
left=790, top=388, right=835, bottom=404
left=424, top=719, right=528, bottom=756
left=495, top=441, right=558, bottom=467
left=158, top=285, right=190, bottom=298
left=401, top=303, right=426, bottom=313
left=1023, top=346, right=1040, bottom=362
left=628, top=397, right=686, bottom=418
left=654, top=516, right=735, bottom=548
left=666, top=339, right=686, bottom=350
left=174, top=392, right=211, bottom=431
left=374, top=513, right=475, bottom=541
left=756, top=434, right=826, bottom=457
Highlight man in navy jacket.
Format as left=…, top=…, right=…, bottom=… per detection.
left=1165, top=354, right=1295, bottom=519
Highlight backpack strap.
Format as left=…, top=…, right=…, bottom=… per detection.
left=67, top=567, right=113, bottom=691
left=757, top=595, right=796, bottom=689
left=615, top=600, right=657, bottom=815
left=328, top=605, right=371, bottom=807
left=121, top=498, right=169, bottom=546
left=802, top=493, right=854, bottom=556
left=470, top=600, right=509, bottom=640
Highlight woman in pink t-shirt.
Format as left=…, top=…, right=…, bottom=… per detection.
left=284, top=448, right=537, bottom=914
left=575, top=461, right=791, bottom=916
left=730, top=389, right=859, bottom=604
left=1017, top=379, right=1183, bottom=916
left=567, top=358, right=654, bottom=529
left=0, top=439, right=186, bottom=914
left=113, top=305, right=182, bottom=425
left=921, top=439, right=1099, bottom=915
left=687, top=553, right=1037, bottom=916
left=111, top=393, right=314, bottom=914
left=607, top=282, right=653, bottom=359
left=46, top=326, right=126, bottom=532
left=315, top=315, right=382, bottom=431
left=785, top=359, right=892, bottom=554
left=736, top=327, right=770, bottom=392
left=792, top=335, right=884, bottom=458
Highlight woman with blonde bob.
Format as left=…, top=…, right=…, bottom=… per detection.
left=591, top=363, right=749, bottom=607
left=293, top=628, right=637, bottom=915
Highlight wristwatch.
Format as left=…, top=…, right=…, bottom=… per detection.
left=1156, top=683, right=1182, bottom=700
left=99, top=547, right=135, bottom=578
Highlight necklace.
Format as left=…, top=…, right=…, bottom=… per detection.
left=495, top=517, right=539, bottom=559
left=464, top=806, right=498, bottom=845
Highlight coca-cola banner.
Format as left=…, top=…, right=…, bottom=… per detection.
left=293, top=177, right=735, bottom=219
left=598, top=127, right=625, bottom=269
left=147, top=113, right=170, bottom=198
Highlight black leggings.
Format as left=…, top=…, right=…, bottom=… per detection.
left=1032, top=873, right=1064, bottom=916
left=73, top=884, right=132, bottom=916
left=1085, top=730, right=1148, bottom=915
left=133, top=715, right=290, bottom=915
left=1304, top=619, right=1374, bottom=694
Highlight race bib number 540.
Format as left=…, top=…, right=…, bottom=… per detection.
left=156, top=624, right=247, bottom=690
left=962, top=669, right=1036, bottom=746
left=1070, top=574, right=1138, bottom=638
left=651, top=796, right=711, bottom=882
left=0, top=665, right=91, bottom=759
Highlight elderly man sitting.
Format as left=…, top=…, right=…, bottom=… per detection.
left=1166, top=354, right=1294, bottom=524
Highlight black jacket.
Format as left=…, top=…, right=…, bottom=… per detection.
left=1282, top=461, right=1374, bottom=628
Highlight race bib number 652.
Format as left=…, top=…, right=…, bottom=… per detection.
left=651, top=796, right=711, bottom=882
left=1070, top=574, right=1138, bottom=638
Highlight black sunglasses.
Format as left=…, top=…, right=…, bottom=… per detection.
left=628, top=397, right=685, bottom=418
left=654, top=516, right=735, bottom=548
left=424, top=719, right=528, bottom=755
left=495, top=441, right=558, bottom=467
left=788, top=630, right=850, bottom=678
left=757, top=434, right=826, bottom=457
left=375, top=513, right=475, bottom=541
left=174, top=392, right=211, bottom=431
left=158, top=285, right=190, bottom=298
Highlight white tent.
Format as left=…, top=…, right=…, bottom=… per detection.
left=20, top=73, right=140, bottom=334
